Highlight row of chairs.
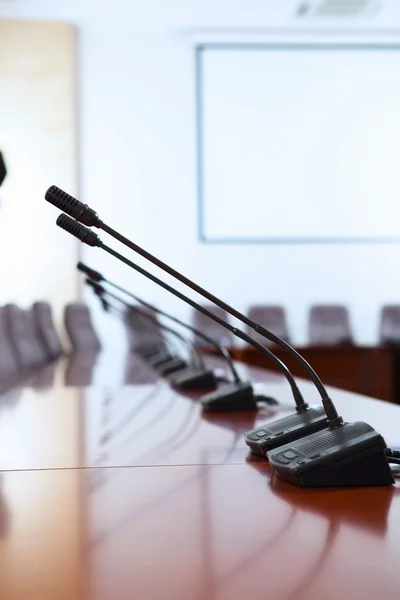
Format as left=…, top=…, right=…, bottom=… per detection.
left=0, top=302, right=63, bottom=387
left=0, top=302, right=103, bottom=388
left=82, top=302, right=400, bottom=353
left=193, top=304, right=400, bottom=346
left=4, top=298, right=399, bottom=389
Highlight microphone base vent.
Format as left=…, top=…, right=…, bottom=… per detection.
left=201, top=382, right=258, bottom=412
left=245, top=406, right=328, bottom=456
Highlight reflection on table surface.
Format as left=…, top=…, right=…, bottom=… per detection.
left=1, top=352, right=400, bottom=471
left=0, top=465, right=398, bottom=600
left=0, top=352, right=400, bottom=599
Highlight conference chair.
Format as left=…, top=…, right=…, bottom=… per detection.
left=4, top=304, right=49, bottom=370
left=379, top=306, right=400, bottom=344
left=0, top=306, right=20, bottom=385
left=247, top=305, right=290, bottom=346
left=64, top=351, right=100, bottom=386
left=33, top=301, right=64, bottom=360
left=309, top=305, right=354, bottom=346
left=64, top=303, right=101, bottom=352
left=192, top=305, right=233, bottom=347
left=124, top=306, right=166, bottom=355
left=123, top=351, right=160, bottom=385
left=28, top=362, right=57, bottom=389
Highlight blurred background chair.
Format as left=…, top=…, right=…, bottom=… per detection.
left=64, top=351, right=100, bottom=387
left=309, top=305, right=353, bottom=346
left=33, top=301, right=64, bottom=361
left=192, top=305, right=233, bottom=347
left=380, top=306, right=400, bottom=344
left=246, top=305, right=290, bottom=346
left=5, top=304, right=48, bottom=370
left=28, top=362, right=58, bottom=389
left=124, top=306, right=166, bottom=355
left=0, top=306, right=20, bottom=386
left=64, top=303, right=101, bottom=352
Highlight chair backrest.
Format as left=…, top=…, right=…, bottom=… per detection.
left=5, top=304, right=49, bottom=369
left=64, top=351, right=100, bottom=386
left=124, top=306, right=166, bottom=353
left=0, top=306, right=20, bottom=384
left=28, top=362, right=57, bottom=389
left=309, top=305, right=353, bottom=345
left=33, top=302, right=63, bottom=360
left=192, top=305, right=233, bottom=347
left=247, top=305, right=290, bottom=346
left=64, top=303, right=101, bottom=351
left=123, top=353, right=160, bottom=385
left=380, top=305, right=400, bottom=344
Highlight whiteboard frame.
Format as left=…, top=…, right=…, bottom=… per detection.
left=194, top=34, right=400, bottom=244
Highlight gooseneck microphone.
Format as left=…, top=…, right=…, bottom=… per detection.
left=77, top=262, right=242, bottom=388
left=55, top=214, right=309, bottom=414
left=48, top=200, right=397, bottom=487
left=45, top=185, right=340, bottom=426
left=86, top=279, right=217, bottom=388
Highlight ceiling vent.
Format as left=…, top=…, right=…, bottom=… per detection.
left=296, top=0, right=383, bottom=18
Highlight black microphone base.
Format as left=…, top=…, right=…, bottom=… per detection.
left=245, top=406, right=328, bottom=457
left=157, top=357, right=189, bottom=376
left=267, top=421, right=394, bottom=487
left=201, top=382, right=258, bottom=412
left=168, top=367, right=217, bottom=390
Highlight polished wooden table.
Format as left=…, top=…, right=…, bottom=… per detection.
left=0, top=349, right=400, bottom=599
left=207, top=344, right=399, bottom=402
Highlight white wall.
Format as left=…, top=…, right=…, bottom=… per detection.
left=200, top=46, right=400, bottom=242
left=0, top=20, right=78, bottom=330
left=2, top=0, right=400, bottom=345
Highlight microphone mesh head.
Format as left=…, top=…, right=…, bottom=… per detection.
left=46, top=186, right=83, bottom=217
left=45, top=186, right=99, bottom=226
left=56, top=214, right=101, bottom=247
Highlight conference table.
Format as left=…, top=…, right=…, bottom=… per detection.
left=0, top=349, right=400, bottom=599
